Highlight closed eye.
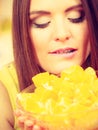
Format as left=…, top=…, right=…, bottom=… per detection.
left=68, top=11, right=85, bottom=23
left=31, top=21, right=51, bottom=28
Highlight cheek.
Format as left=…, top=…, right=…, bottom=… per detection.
left=82, top=27, right=90, bottom=54
left=79, top=34, right=90, bottom=62
left=31, top=28, right=52, bottom=42
left=84, top=41, right=91, bottom=57
left=80, top=31, right=90, bottom=58
left=30, top=31, right=48, bottom=60
left=76, top=23, right=90, bottom=49
left=30, top=28, right=53, bottom=54
left=73, top=22, right=90, bottom=57
left=72, top=20, right=89, bottom=41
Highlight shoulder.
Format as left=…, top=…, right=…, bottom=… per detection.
left=0, top=81, right=12, bottom=105
left=0, top=81, right=15, bottom=130
left=0, top=81, right=9, bottom=96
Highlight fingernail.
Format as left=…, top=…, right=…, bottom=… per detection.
left=33, top=125, right=41, bottom=130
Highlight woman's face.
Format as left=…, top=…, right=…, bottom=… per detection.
left=29, top=0, right=90, bottom=75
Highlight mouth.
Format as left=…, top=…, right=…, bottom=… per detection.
left=49, top=48, right=77, bottom=54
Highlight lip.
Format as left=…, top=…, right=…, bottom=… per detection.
left=48, top=47, right=77, bottom=58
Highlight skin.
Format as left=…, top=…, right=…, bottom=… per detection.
left=17, top=0, right=91, bottom=129
left=0, top=82, right=14, bottom=130
left=29, top=0, right=90, bottom=75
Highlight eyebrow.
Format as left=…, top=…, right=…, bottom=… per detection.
left=29, top=4, right=83, bottom=16
left=29, top=10, right=50, bottom=15
left=65, top=4, right=83, bottom=12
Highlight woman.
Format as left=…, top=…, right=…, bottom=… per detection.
left=12, top=0, right=98, bottom=129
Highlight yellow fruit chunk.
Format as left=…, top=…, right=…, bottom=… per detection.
left=32, top=72, right=49, bottom=88
left=61, top=65, right=85, bottom=82
left=17, top=65, right=98, bottom=129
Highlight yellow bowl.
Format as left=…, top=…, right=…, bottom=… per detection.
left=26, top=109, right=98, bottom=130
left=17, top=66, right=98, bottom=130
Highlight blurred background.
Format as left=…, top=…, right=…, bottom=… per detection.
left=0, top=0, right=13, bottom=68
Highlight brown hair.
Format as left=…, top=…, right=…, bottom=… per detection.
left=12, top=0, right=41, bottom=90
left=12, top=0, right=98, bottom=90
left=81, top=0, right=98, bottom=69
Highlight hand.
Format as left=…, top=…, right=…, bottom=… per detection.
left=15, top=109, right=43, bottom=130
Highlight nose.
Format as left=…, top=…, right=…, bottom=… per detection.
left=54, top=19, right=71, bottom=42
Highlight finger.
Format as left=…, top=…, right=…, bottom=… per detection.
left=14, top=109, right=24, bottom=117
left=17, top=116, right=26, bottom=130
left=24, top=120, right=34, bottom=130
left=33, top=125, right=42, bottom=130
left=24, top=125, right=33, bottom=130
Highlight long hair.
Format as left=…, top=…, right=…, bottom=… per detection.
left=81, top=0, right=98, bottom=69
left=12, top=0, right=41, bottom=90
left=12, top=0, right=98, bottom=90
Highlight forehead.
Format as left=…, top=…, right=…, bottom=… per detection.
left=30, top=0, right=82, bottom=12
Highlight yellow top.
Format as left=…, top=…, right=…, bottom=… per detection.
left=0, top=62, right=34, bottom=130
left=0, top=62, right=21, bottom=130
left=0, top=62, right=20, bottom=110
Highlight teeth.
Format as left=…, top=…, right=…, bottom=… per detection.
left=57, top=49, right=74, bottom=54
left=64, top=50, right=72, bottom=53
left=66, top=49, right=75, bottom=53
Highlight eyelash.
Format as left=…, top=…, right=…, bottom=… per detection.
left=30, top=21, right=50, bottom=28
left=68, top=11, right=85, bottom=23
left=30, top=11, right=85, bottom=28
